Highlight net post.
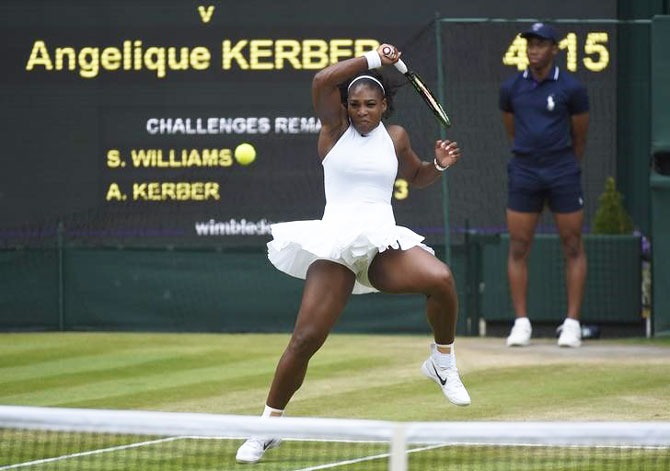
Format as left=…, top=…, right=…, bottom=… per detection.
left=57, top=221, right=65, bottom=331
left=389, top=423, right=407, bottom=471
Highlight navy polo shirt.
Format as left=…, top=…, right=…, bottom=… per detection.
left=499, top=65, right=589, bottom=156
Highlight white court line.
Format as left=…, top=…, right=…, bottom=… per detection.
left=292, top=443, right=448, bottom=471
left=290, top=441, right=670, bottom=471
left=425, top=441, right=670, bottom=450
left=0, top=436, right=186, bottom=470
left=0, top=435, right=382, bottom=471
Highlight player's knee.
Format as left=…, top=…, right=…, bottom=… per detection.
left=287, top=328, right=325, bottom=358
left=428, top=265, right=455, bottom=297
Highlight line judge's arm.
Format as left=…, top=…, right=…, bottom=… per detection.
left=502, top=112, right=515, bottom=143
left=387, top=125, right=461, bottom=189
left=499, top=78, right=515, bottom=145
left=570, top=112, right=589, bottom=161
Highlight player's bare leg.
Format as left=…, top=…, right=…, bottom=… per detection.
left=506, top=209, right=541, bottom=346
left=554, top=210, right=586, bottom=347
left=266, top=260, right=355, bottom=409
left=368, top=247, right=470, bottom=406
left=237, top=260, right=355, bottom=464
left=368, top=247, right=457, bottom=342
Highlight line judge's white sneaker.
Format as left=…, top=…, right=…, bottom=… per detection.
left=506, top=317, right=532, bottom=347
left=422, top=357, right=471, bottom=406
left=235, top=437, right=281, bottom=464
left=557, top=318, right=582, bottom=348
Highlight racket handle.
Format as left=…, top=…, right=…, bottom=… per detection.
left=381, top=46, right=409, bottom=74
left=393, top=59, right=408, bottom=75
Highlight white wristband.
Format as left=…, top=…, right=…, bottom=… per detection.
left=363, top=50, right=382, bottom=69
left=433, top=158, right=448, bottom=172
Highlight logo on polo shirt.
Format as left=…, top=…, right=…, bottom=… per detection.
left=546, top=94, right=555, bottom=111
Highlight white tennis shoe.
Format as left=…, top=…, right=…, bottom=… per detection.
left=235, top=437, right=281, bottom=464
left=422, top=356, right=471, bottom=406
left=506, top=317, right=532, bottom=347
left=557, top=318, right=582, bottom=348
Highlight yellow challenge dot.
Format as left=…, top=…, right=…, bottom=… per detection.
left=234, top=143, right=256, bottom=165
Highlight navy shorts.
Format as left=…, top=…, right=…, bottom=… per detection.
left=507, top=152, right=584, bottom=213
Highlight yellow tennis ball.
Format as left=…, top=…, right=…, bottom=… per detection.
left=234, top=143, right=256, bottom=165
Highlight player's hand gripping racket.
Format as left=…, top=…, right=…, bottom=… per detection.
left=382, top=46, right=451, bottom=128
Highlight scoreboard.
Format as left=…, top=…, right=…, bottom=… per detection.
left=0, top=4, right=618, bottom=248
left=0, top=2, right=448, bottom=247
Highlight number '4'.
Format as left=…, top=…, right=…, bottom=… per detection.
left=502, top=35, right=528, bottom=71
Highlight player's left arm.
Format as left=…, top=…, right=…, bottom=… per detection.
left=570, top=112, right=589, bottom=161
left=387, top=124, right=460, bottom=188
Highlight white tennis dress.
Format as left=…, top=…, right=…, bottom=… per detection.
left=267, top=123, right=433, bottom=294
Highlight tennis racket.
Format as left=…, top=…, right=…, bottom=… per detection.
left=382, top=46, right=451, bottom=127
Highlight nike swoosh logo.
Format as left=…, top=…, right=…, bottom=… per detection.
left=263, top=442, right=273, bottom=450
left=432, top=365, right=447, bottom=386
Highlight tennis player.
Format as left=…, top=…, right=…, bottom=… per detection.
left=499, top=23, right=589, bottom=348
left=236, top=43, right=470, bottom=464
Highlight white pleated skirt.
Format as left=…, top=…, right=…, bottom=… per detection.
left=267, top=203, right=434, bottom=294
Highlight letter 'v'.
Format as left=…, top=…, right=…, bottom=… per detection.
left=197, top=6, right=215, bottom=23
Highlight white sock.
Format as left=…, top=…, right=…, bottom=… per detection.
left=262, top=405, right=284, bottom=418
left=431, top=342, right=455, bottom=369
left=563, top=318, right=580, bottom=328
left=514, top=317, right=531, bottom=328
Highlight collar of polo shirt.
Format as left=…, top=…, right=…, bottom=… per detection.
left=523, top=65, right=560, bottom=82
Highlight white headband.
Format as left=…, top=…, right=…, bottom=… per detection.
left=347, top=75, right=385, bottom=95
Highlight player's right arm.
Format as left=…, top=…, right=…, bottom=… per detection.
left=312, top=56, right=368, bottom=158
left=312, top=45, right=394, bottom=159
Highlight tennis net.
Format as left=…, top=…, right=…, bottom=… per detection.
left=1, top=406, right=669, bottom=471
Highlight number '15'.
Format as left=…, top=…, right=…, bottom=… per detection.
left=503, top=32, right=609, bottom=72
